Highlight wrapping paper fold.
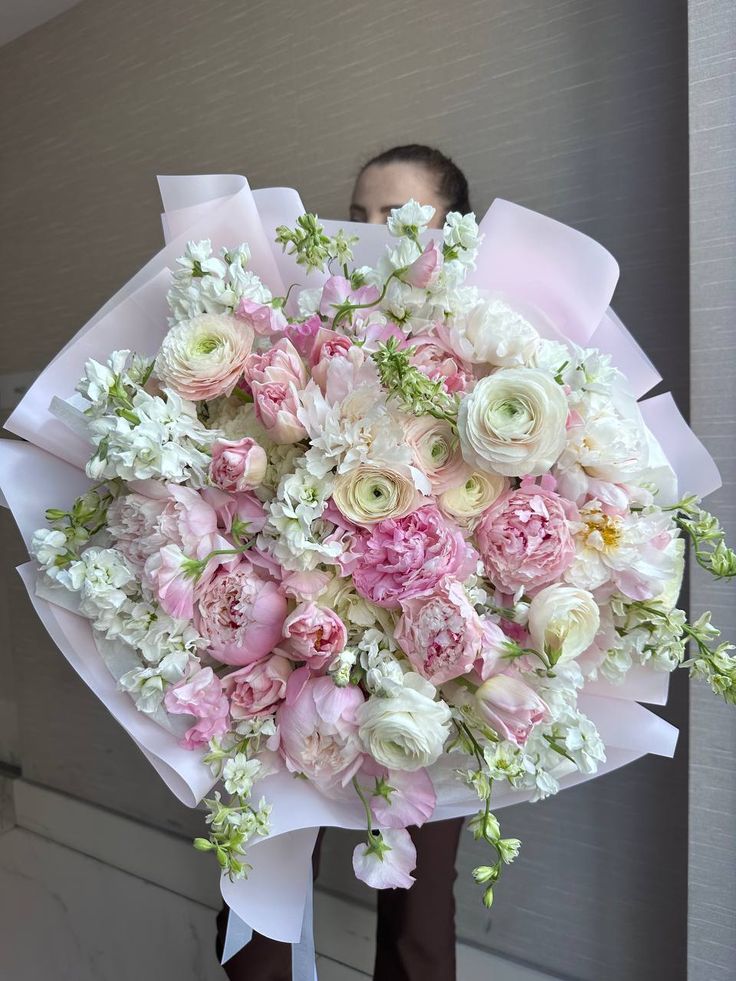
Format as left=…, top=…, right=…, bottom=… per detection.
left=0, top=174, right=720, bottom=944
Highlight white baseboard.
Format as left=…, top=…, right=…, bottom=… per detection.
left=6, top=775, right=560, bottom=981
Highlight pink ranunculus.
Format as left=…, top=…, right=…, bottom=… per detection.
left=163, top=666, right=230, bottom=749
left=236, top=297, right=289, bottom=337
left=475, top=476, right=577, bottom=596
left=222, top=654, right=292, bottom=719
left=396, top=577, right=485, bottom=684
left=195, top=557, right=288, bottom=665
left=349, top=505, right=477, bottom=609
left=201, top=486, right=268, bottom=537
left=401, top=239, right=443, bottom=288
left=409, top=334, right=473, bottom=395
left=276, top=668, right=365, bottom=791
left=319, top=275, right=380, bottom=319
left=209, top=437, right=267, bottom=492
left=282, top=602, right=348, bottom=669
left=244, top=337, right=307, bottom=389
left=352, top=828, right=417, bottom=889
left=474, top=672, right=547, bottom=745
left=370, top=767, right=437, bottom=829
left=251, top=379, right=306, bottom=444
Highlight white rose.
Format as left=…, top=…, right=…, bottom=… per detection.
left=528, top=584, right=600, bottom=665
left=356, top=673, right=451, bottom=771
left=457, top=367, right=568, bottom=477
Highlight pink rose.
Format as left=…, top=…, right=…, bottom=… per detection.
left=400, top=240, right=443, bottom=288
left=396, top=578, right=485, bottom=684
left=251, top=380, right=306, bottom=444
left=282, top=602, right=348, bottom=669
left=348, top=505, right=477, bottom=609
left=475, top=476, right=577, bottom=595
left=164, top=666, right=230, bottom=749
left=222, top=654, right=292, bottom=719
left=209, top=436, right=267, bottom=492
left=276, top=667, right=365, bottom=790
left=308, top=328, right=372, bottom=399
left=244, top=338, right=307, bottom=389
left=474, top=672, right=547, bottom=745
left=236, top=297, right=288, bottom=337
left=195, top=557, right=287, bottom=665
left=409, top=334, right=472, bottom=395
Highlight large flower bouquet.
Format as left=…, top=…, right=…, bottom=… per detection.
left=1, top=176, right=734, bottom=947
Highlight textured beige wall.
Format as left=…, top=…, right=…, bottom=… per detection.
left=0, top=1, right=691, bottom=978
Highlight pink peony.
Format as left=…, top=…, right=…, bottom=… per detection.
left=158, top=485, right=219, bottom=551
left=396, top=577, right=486, bottom=684
left=370, top=767, right=436, bottom=829
left=475, top=476, right=577, bottom=596
left=195, top=557, right=287, bottom=665
left=106, top=492, right=167, bottom=570
left=164, top=666, right=230, bottom=749
left=276, top=668, right=365, bottom=791
left=209, top=437, right=267, bottom=492
left=236, top=297, right=288, bottom=337
left=222, top=654, right=292, bottom=719
left=348, top=505, right=477, bottom=609
left=474, top=672, right=547, bottom=745
left=281, top=602, right=348, bottom=669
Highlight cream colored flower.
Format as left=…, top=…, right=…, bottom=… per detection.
left=332, top=464, right=419, bottom=526
left=438, top=471, right=508, bottom=527
left=528, top=584, right=600, bottom=665
left=404, top=416, right=468, bottom=494
left=155, top=313, right=253, bottom=401
left=458, top=368, right=568, bottom=477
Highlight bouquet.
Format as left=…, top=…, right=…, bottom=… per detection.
left=1, top=175, right=734, bottom=953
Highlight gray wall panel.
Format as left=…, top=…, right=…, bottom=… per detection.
left=0, top=1, right=691, bottom=977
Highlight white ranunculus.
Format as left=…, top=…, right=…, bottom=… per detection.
left=155, top=313, right=254, bottom=401
left=356, top=673, right=451, bottom=771
left=332, top=464, right=419, bottom=526
left=457, top=368, right=568, bottom=477
left=445, top=298, right=540, bottom=367
left=438, top=470, right=508, bottom=527
left=528, top=584, right=600, bottom=665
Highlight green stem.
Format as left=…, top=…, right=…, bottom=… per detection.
left=352, top=777, right=375, bottom=841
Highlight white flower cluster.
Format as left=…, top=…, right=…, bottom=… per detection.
left=167, top=240, right=271, bottom=322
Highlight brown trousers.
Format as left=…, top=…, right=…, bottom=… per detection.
left=215, top=817, right=464, bottom=981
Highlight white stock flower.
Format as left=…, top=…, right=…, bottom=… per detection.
left=258, top=465, right=341, bottom=571
left=31, top=529, right=69, bottom=571
left=357, top=628, right=406, bottom=694
left=527, top=584, right=600, bottom=664
left=457, top=368, right=568, bottom=477
left=222, top=755, right=262, bottom=796
left=443, top=212, right=480, bottom=253
left=65, top=547, right=136, bottom=618
left=356, top=673, right=451, bottom=771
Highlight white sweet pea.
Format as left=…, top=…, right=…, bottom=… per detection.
left=386, top=200, right=436, bottom=238
left=356, top=673, right=451, bottom=771
left=528, top=584, right=600, bottom=665
left=457, top=368, right=568, bottom=477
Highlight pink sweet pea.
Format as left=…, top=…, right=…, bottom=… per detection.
left=222, top=655, right=292, bottom=719
left=395, top=578, right=485, bottom=684
left=475, top=476, right=577, bottom=596
left=201, top=486, right=268, bottom=538
left=318, top=275, right=380, bottom=319
left=370, top=768, right=436, bottom=829
left=209, top=437, right=267, bottom=492
left=281, top=602, right=348, bottom=669
left=352, top=829, right=417, bottom=889
left=474, top=618, right=510, bottom=680
left=401, top=240, right=443, bottom=288
left=475, top=673, right=547, bottom=745
left=195, top=557, right=288, bottom=665
left=349, top=505, right=477, bottom=609
left=236, top=297, right=289, bottom=337
left=276, top=668, right=365, bottom=791
left=164, top=666, right=230, bottom=749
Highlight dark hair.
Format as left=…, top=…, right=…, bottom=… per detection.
left=359, top=144, right=471, bottom=216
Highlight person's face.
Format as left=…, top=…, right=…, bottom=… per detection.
left=349, top=161, right=447, bottom=228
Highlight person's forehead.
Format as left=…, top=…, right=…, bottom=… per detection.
left=353, top=161, right=441, bottom=208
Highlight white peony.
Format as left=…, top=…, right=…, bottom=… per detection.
left=527, top=584, right=600, bottom=665
left=356, top=673, right=451, bottom=771
left=457, top=368, right=568, bottom=477
left=443, top=298, right=540, bottom=367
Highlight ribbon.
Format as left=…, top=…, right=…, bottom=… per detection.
left=221, top=879, right=318, bottom=981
